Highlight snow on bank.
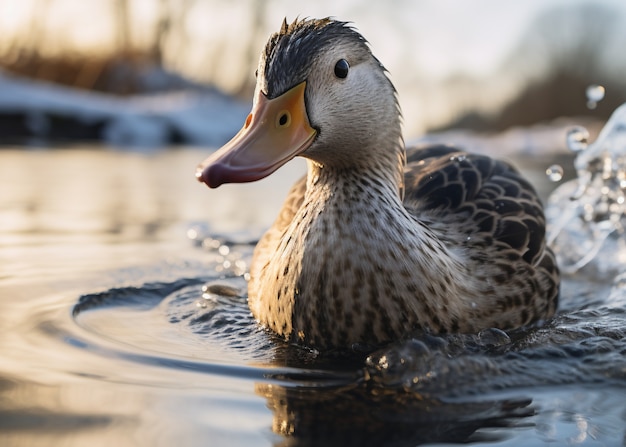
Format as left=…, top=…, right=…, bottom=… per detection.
left=0, top=70, right=249, bottom=148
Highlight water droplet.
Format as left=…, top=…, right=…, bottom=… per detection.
left=586, top=84, right=605, bottom=109
left=201, top=291, right=218, bottom=302
left=546, top=164, right=564, bottom=182
left=566, top=126, right=589, bottom=153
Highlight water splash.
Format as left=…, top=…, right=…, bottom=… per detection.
left=547, top=103, right=626, bottom=277
left=566, top=126, right=589, bottom=153
left=546, top=164, right=564, bottom=182
left=586, top=84, right=606, bottom=110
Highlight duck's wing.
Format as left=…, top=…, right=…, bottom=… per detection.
left=403, top=143, right=550, bottom=264
left=403, top=143, right=559, bottom=326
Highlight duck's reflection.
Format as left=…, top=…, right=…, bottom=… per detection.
left=256, top=378, right=533, bottom=446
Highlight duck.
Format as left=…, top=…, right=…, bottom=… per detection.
left=196, top=17, right=559, bottom=350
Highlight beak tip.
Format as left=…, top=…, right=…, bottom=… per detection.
left=195, top=166, right=206, bottom=183
left=195, top=165, right=223, bottom=189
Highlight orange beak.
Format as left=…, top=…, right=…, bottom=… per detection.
left=196, top=82, right=317, bottom=188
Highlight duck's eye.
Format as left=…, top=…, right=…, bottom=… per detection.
left=334, top=59, right=350, bottom=78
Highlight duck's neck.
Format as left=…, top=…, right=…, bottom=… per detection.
left=305, top=135, right=406, bottom=202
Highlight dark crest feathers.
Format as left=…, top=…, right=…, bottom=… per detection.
left=260, top=17, right=369, bottom=98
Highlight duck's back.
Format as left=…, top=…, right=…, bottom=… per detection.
left=403, top=144, right=559, bottom=326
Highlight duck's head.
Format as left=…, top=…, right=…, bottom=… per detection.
left=196, top=18, right=402, bottom=188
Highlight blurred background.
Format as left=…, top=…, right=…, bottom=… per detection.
left=0, top=0, right=625, bottom=144
left=2, top=5, right=626, bottom=446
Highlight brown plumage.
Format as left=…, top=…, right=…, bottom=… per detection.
left=196, top=18, right=559, bottom=350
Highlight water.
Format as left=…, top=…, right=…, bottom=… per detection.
left=566, top=126, right=590, bottom=153
left=548, top=103, right=626, bottom=278
left=546, top=164, right=564, bottom=182
left=586, top=85, right=606, bottom=110
left=2, top=145, right=626, bottom=446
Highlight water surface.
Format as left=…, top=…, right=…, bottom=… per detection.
left=1, top=146, right=625, bottom=446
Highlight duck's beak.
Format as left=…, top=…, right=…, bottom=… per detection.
left=196, top=81, right=316, bottom=188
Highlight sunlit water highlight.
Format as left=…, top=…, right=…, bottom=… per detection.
left=2, top=142, right=626, bottom=446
